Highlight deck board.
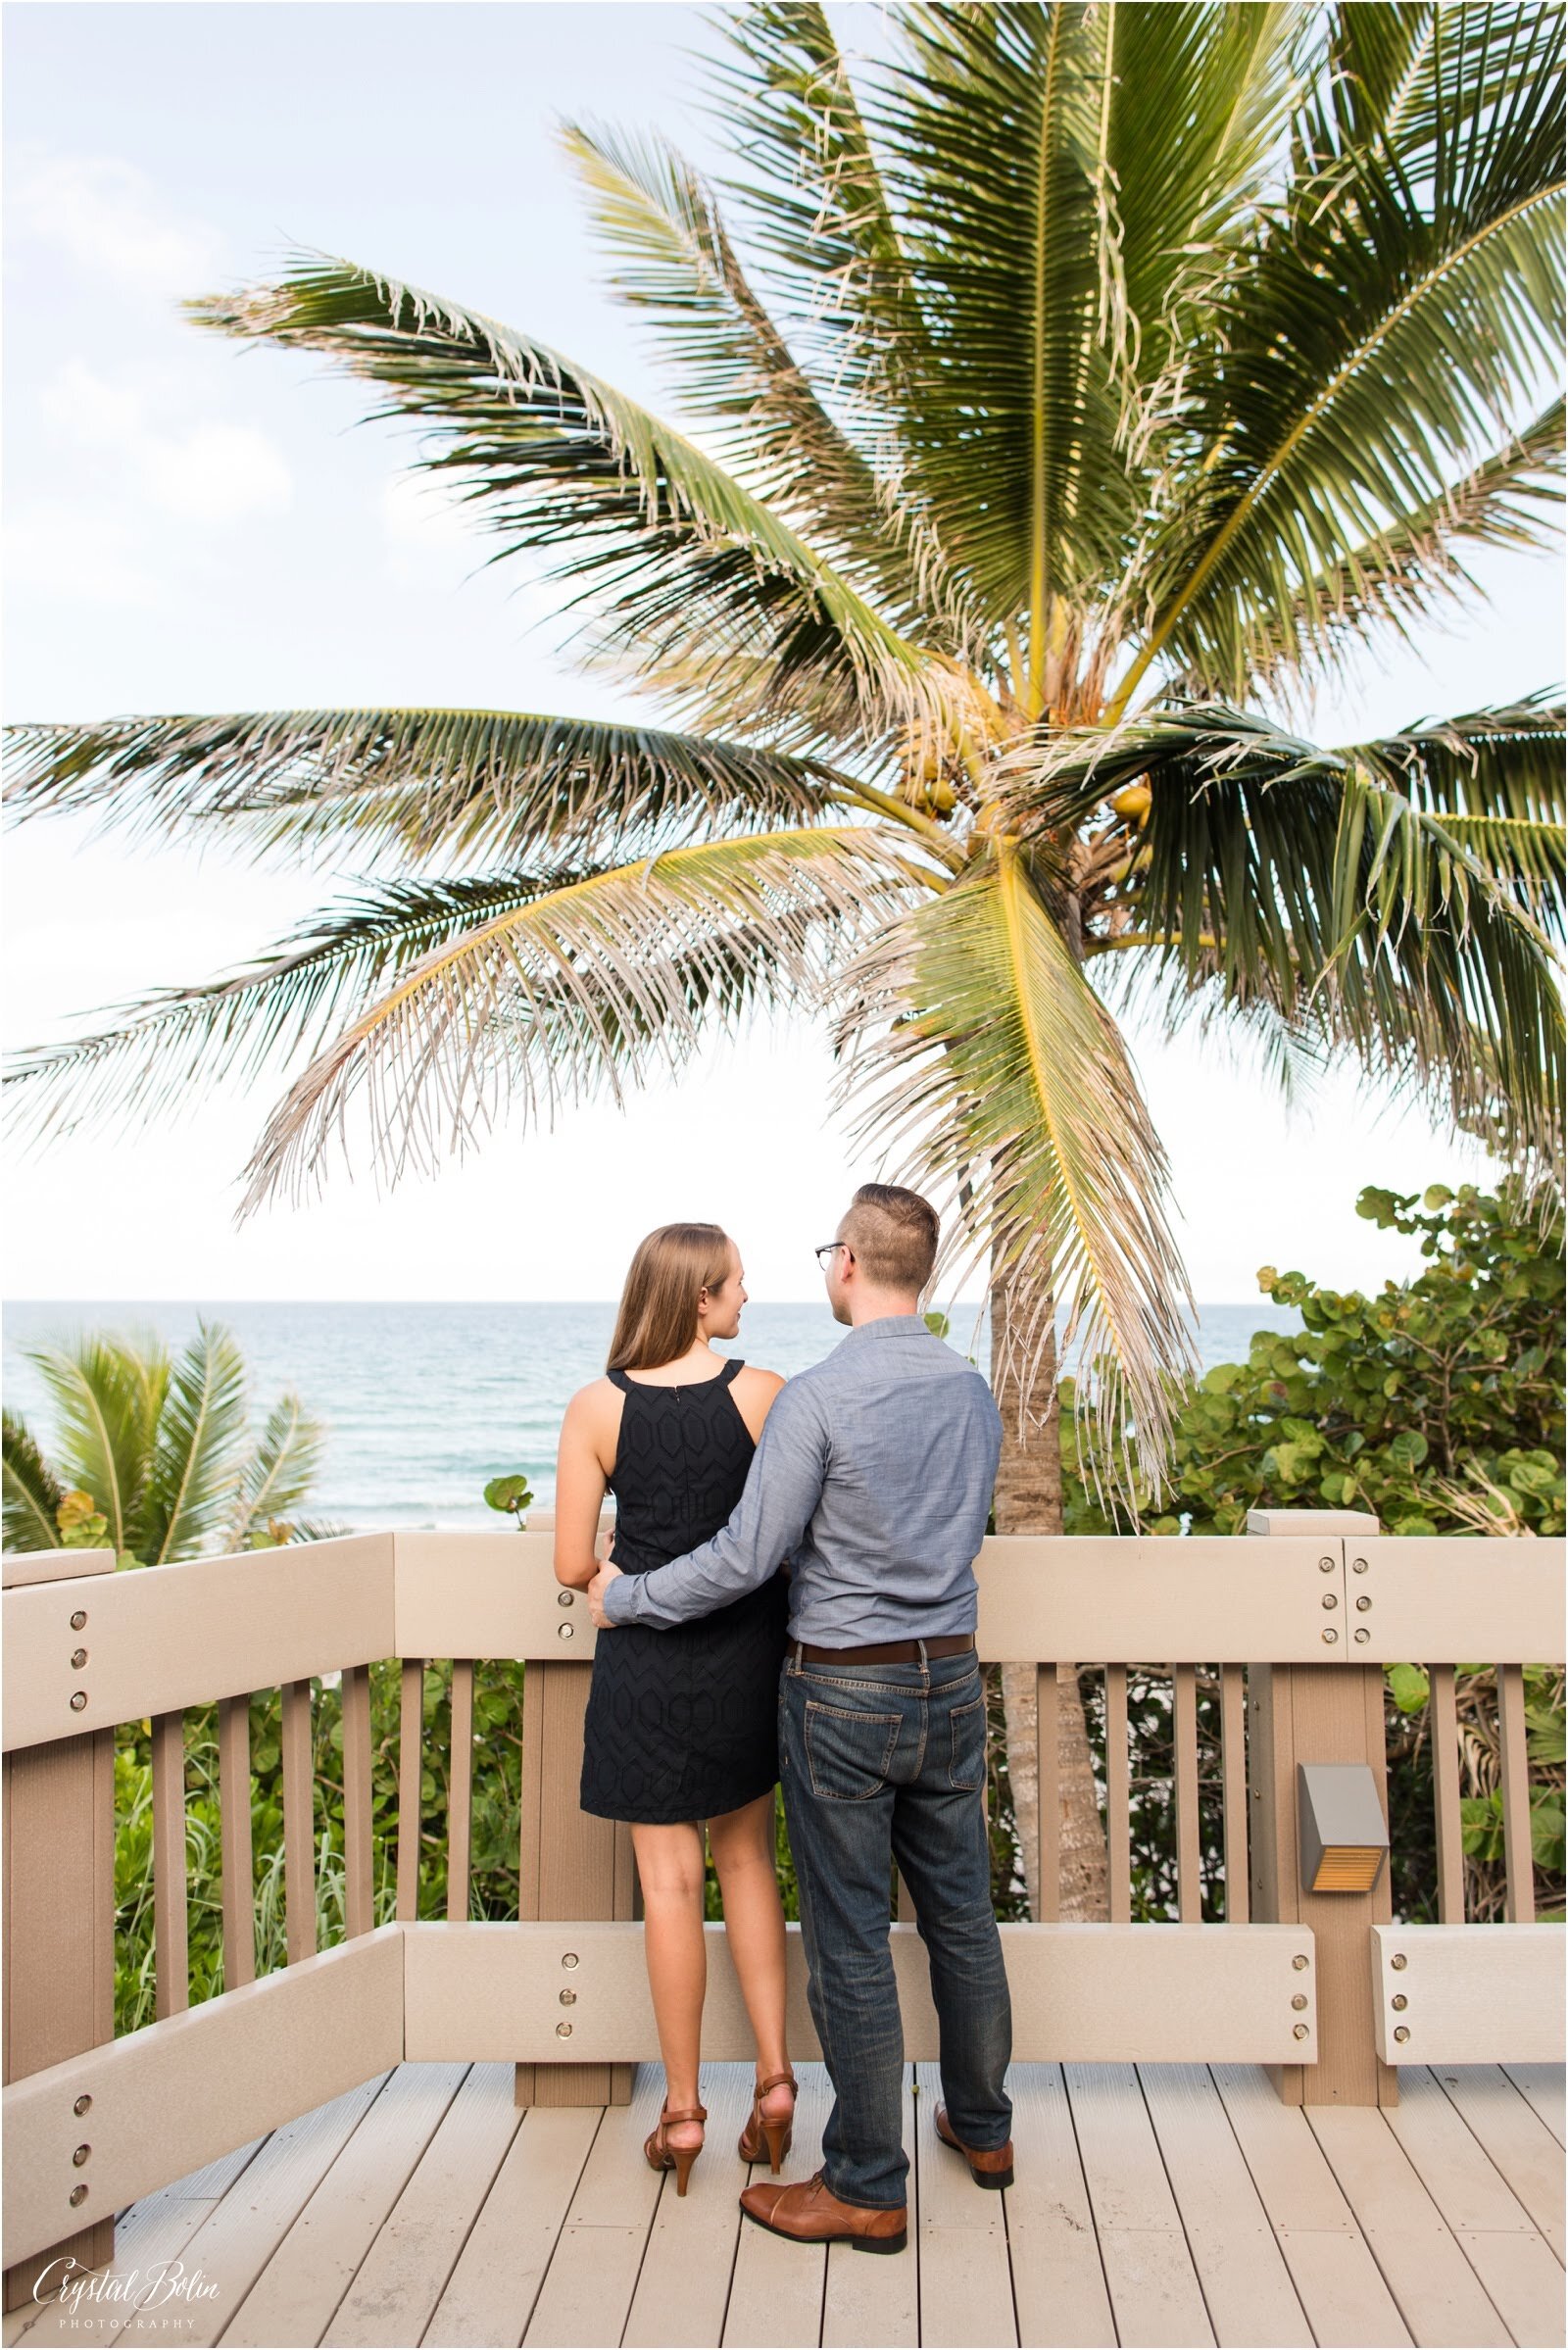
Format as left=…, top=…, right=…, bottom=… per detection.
left=1431, top=2067, right=1567, bottom=2259
left=39, top=2058, right=1562, bottom=2348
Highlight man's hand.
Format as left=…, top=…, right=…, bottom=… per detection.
left=587, top=1557, right=623, bottom=1629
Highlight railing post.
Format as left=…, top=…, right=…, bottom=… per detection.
left=2, top=1549, right=119, bottom=2309
left=1246, top=1508, right=1398, bottom=2109
left=515, top=1657, right=636, bottom=2109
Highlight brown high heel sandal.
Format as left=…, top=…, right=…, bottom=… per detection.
left=738, top=2071, right=799, bottom=2174
left=645, top=2099, right=707, bottom=2196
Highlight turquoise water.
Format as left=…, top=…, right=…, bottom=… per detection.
left=2, top=1298, right=1300, bottom=1530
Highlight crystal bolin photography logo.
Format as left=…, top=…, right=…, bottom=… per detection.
left=32, top=2255, right=221, bottom=2330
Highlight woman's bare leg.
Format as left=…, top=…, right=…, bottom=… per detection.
left=708, top=1791, right=793, bottom=2124
left=630, top=1820, right=708, bottom=2149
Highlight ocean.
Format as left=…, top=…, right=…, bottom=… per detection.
left=2, top=1298, right=1301, bottom=1531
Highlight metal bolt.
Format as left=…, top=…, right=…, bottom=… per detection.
left=1322, top=1629, right=1338, bottom=1643
left=1391, top=1952, right=1407, bottom=1970
left=558, top=1623, right=575, bottom=1640
left=1293, top=2024, right=1309, bottom=2040
left=558, top=1591, right=574, bottom=1608
left=1355, top=1595, right=1371, bottom=1612
left=556, top=2022, right=573, bottom=2038
left=1321, top=1592, right=1338, bottom=1609
left=71, top=1648, right=88, bottom=1669
left=1251, top=1789, right=1262, bottom=1802
left=72, top=2145, right=90, bottom=2167
left=1293, top=1954, right=1308, bottom=1971
left=70, top=2185, right=87, bottom=2207
left=562, top=1952, right=579, bottom=1969
left=70, top=1610, right=86, bottom=1629
left=1391, top=1994, right=1408, bottom=2011
left=560, top=1989, right=576, bottom=2006
left=70, top=1691, right=88, bottom=1711
left=1319, top=1557, right=1335, bottom=1573
left=1394, top=2026, right=1410, bottom=2044
left=73, top=2095, right=91, bottom=2116
left=1292, top=1994, right=1308, bottom=2010
left=1352, top=1557, right=1368, bottom=1573
left=1353, top=1629, right=1370, bottom=1643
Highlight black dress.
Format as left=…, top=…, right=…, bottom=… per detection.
left=579, top=1358, right=790, bottom=1825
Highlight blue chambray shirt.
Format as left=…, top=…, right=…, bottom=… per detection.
left=600, top=1314, right=1002, bottom=1643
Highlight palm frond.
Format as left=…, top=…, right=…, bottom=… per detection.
left=833, top=842, right=1200, bottom=1515
left=4, top=705, right=846, bottom=867
left=1003, top=700, right=1566, bottom=1174
left=1118, top=0, right=1565, bottom=704
left=237, top=824, right=932, bottom=1214
left=184, top=249, right=938, bottom=744
left=4, top=867, right=636, bottom=1146
left=2, top=1409, right=66, bottom=1551
left=144, top=1322, right=252, bottom=1564
left=229, top=1393, right=327, bottom=1544
left=23, top=1331, right=170, bottom=1557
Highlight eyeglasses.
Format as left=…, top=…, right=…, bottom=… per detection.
left=813, top=1241, right=853, bottom=1267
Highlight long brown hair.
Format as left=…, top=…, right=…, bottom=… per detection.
left=607, top=1223, right=735, bottom=1372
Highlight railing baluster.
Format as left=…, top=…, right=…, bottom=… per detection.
left=1105, top=1663, right=1131, bottom=1923
left=1497, top=1662, right=1535, bottom=1923
left=150, top=1709, right=188, bottom=2018
left=281, top=1679, right=316, bottom=1963
left=1173, top=1663, right=1201, bottom=1921
left=1219, top=1663, right=1250, bottom=1925
left=342, top=1662, right=373, bottom=1938
left=1036, top=1665, right=1059, bottom=1922
left=1430, top=1663, right=1465, bottom=1924
left=217, top=1693, right=255, bottom=1990
left=397, top=1658, right=424, bottom=1922
left=447, top=1658, right=474, bottom=1922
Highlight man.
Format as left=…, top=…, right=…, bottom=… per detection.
left=587, top=1181, right=1013, bottom=2253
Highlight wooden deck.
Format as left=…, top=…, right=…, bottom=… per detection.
left=3, top=2059, right=1561, bottom=2350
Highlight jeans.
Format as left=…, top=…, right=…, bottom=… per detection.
left=779, top=1643, right=1013, bottom=2210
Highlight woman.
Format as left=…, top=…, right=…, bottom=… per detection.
left=554, top=1222, right=797, bottom=2197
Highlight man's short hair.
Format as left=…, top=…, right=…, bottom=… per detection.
left=843, top=1182, right=940, bottom=1293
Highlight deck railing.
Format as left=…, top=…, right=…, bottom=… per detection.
left=3, top=1508, right=1562, bottom=2308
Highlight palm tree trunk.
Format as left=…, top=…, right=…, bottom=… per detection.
left=990, top=1259, right=1108, bottom=1923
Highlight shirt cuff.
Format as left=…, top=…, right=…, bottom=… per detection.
left=602, top=1569, right=640, bottom=1625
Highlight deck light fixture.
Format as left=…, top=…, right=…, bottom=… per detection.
left=1297, top=1764, right=1389, bottom=1893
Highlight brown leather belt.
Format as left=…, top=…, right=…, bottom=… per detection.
left=788, top=1634, right=977, bottom=1666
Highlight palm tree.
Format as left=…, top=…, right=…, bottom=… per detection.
left=6, top=3, right=1563, bottom=1911
left=2, top=1321, right=329, bottom=1563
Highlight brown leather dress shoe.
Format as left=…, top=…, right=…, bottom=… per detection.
left=934, top=2103, right=1014, bottom=2190
left=740, top=2171, right=907, bottom=2254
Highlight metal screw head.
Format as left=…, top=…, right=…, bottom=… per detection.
left=72, top=2144, right=90, bottom=2167
left=71, top=1647, right=88, bottom=1669
left=70, top=1610, right=86, bottom=1629
left=562, top=1952, right=579, bottom=1969
left=558, top=1591, right=574, bottom=1608
left=1352, top=1557, right=1368, bottom=1573
left=1292, top=1954, right=1308, bottom=1971
left=560, top=1988, right=576, bottom=2006
left=556, top=2021, right=573, bottom=2038
left=1391, top=1952, right=1407, bottom=1970
left=1322, top=1629, right=1338, bottom=1643
left=1353, top=1628, right=1371, bottom=1643
left=558, top=1623, right=575, bottom=1640
left=69, top=1690, right=88, bottom=1711
left=1293, top=2024, right=1309, bottom=2040
left=74, top=2094, right=91, bottom=2116
left=1355, top=1595, right=1371, bottom=1612
left=1318, top=1557, right=1335, bottom=1573
left=1321, top=1592, right=1338, bottom=1609
left=69, top=2185, right=87, bottom=2207
left=1392, top=1993, right=1408, bottom=2011
left=1291, top=1994, right=1308, bottom=2011
left=1394, top=2026, right=1410, bottom=2043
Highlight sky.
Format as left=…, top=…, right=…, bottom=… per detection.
left=3, top=1, right=1563, bottom=1307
